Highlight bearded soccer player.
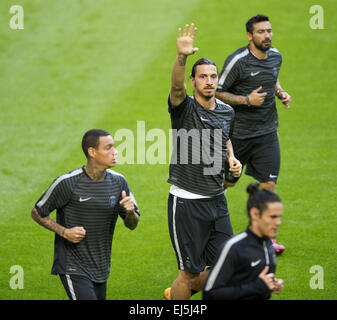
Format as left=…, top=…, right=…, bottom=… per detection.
left=31, top=129, right=140, bottom=300
left=216, top=14, right=291, bottom=253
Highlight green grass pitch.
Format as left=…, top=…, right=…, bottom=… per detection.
left=0, top=0, right=336, bottom=300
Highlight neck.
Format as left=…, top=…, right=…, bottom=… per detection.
left=249, top=43, right=268, bottom=60
left=194, top=93, right=216, bottom=110
left=85, top=161, right=106, bottom=182
left=248, top=225, right=263, bottom=238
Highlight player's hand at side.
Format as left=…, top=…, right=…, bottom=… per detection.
left=258, top=266, right=275, bottom=291
left=278, top=91, right=291, bottom=109
left=176, top=23, right=198, bottom=56
left=228, top=156, right=242, bottom=178
left=248, top=86, right=267, bottom=106
left=272, top=278, right=284, bottom=294
left=120, top=190, right=135, bottom=214
left=64, top=226, right=86, bottom=243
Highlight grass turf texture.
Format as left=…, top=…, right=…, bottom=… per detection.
left=0, top=0, right=336, bottom=300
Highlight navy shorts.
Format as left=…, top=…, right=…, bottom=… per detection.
left=168, top=193, right=233, bottom=274
left=59, top=274, right=107, bottom=300
left=225, top=131, right=280, bottom=184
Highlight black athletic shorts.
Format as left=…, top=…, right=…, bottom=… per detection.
left=168, top=193, right=233, bottom=274
left=59, top=274, right=107, bottom=300
left=225, top=131, right=280, bottom=184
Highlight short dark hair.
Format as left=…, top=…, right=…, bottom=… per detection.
left=246, top=14, right=269, bottom=34
left=246, top=182, right=281, bottom=220
left=191, top=58, right=217, bottom=78
left=82, top=129, right=110, bottom=158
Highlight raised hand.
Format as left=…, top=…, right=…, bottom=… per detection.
left=176, top=23, right=199, bottom=56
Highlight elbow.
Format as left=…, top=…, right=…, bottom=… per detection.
left=31, top=207, right=37, bottom=221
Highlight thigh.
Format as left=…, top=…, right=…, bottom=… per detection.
left=204, top=196, right=233, bottom=266
left=168, top=194, right=213, bottom=274
left=59, top=274, right=98, bottom=300
left=94, top=281, right=107, bottom=300
left=246, top=132, right=281, bottom=183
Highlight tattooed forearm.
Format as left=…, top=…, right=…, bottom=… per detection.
left=31, top=207, right=66, bottom=237
left=215, top=91, right=248, bottom=106
left=177, top=53, right=187, bottom=66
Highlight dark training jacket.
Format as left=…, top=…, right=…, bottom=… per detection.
left=203, top=228, right=277, bottom=300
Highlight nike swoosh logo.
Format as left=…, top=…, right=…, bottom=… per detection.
left=79, top=197, right=91, bottom=202
left=200, top=116, right=210, bottom=122
left=251, top=260, right=261, bottom=267
left=269, top=174, right=278, bottom=179
left=250, top=71, right=260, bottom=76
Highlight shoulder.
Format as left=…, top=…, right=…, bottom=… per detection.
left=52, top=167, right=84, bottom=188
left=269, top=47, right=282, bottom=61
left=169, top=95, right=195, bottom=117
left=36, top=168, right=83, bottom=208
left=225, top=46, right=250, bottom=65
left=221, top=231, right=248, bottom=255
left=215, top=98, right=235, bottom=117
left=229, top=231, right=248, bottom=247
left=269, top=47, right=281, bottom=55
left=215, top=98, right=234, bottom=111
left=106, top=169, right=127, bottom=184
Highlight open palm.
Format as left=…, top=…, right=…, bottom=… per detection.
left=176, top=23, right=198, bottom=56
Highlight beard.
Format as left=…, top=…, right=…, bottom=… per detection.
left=253, top=38, right=271, bottom=52
left=195, top=87, right=215, bottom=100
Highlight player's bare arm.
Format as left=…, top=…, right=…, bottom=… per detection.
left=226, top=139, right=242, bottom=177
left=120, top=190, right=139, bottom=230
left=31, top=207, right=86, bottom=243
left=170, top=23, right=198, bottom=107
left=275, top=78, right=291, bottom=109
left=216, top=86, right=267, bottom=107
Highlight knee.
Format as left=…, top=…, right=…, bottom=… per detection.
left=260, top=181, right=276, bottom=192
left=177, top=270, right=200, bottom=283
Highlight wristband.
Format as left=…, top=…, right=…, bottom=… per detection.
left=276, top=89, right=284, bottom=98
left=246, top=94, right=251, bottom=106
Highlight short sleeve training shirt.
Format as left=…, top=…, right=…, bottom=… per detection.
left=217, top=46, right=282, bottom=139
left=35, top=167, right=140, bottom=282
left=168, top=95, right=235, bottom=196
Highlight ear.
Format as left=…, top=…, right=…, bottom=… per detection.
left=246, top=31, right=253, bottom=41
left=87, top=147, right=96, bottom=159
left=249, top=207, right=261, bottom=221
left=190, top=76, right=196, bottom=87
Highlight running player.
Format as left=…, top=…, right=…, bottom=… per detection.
left=216, top=14, right=291, bottom=253
left=203, top=182, right=284, bottom=300
left=165, top=24, right=242, bottom=300
left=31, top=129, right=140, bottom=300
